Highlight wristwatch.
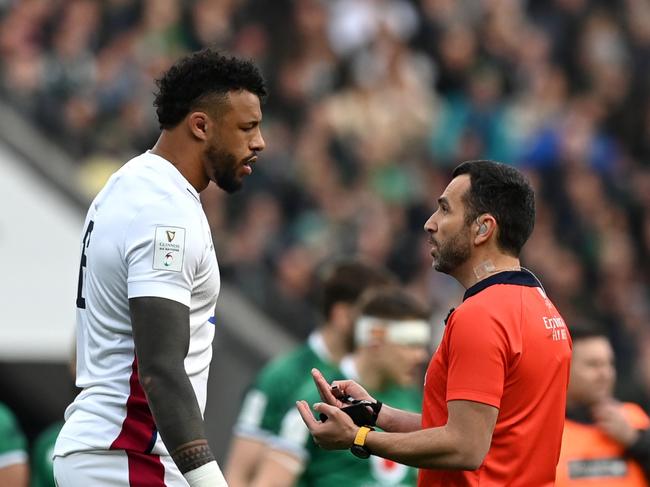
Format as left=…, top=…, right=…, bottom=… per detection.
left=350, top=426, right=373, bottom=459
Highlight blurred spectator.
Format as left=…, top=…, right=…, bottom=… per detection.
left=557, top=326, right=650, bottom=485
left=0, top=0, right=649, bottom=412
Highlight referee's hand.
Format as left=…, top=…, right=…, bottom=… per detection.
left=311, top=368, right=375, bottom=407
left=296, top=400, right=358, bottom=450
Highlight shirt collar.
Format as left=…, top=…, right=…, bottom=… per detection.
left=339, top=355, right=360, bottom=382
left=463, top=269, right=539, bottom=301
left=308, top=331, right=335, bottom=364
left=145, top=150, right=201, bottom=203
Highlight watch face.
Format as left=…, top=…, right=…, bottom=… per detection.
left=350, top=445, right=371, bottom=459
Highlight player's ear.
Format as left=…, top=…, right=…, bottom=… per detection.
left=188, top=111, right=209, bottom=141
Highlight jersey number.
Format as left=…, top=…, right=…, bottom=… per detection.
left=76, top=220, right=95, bottom=309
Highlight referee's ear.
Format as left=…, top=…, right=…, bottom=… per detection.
left=473, top=215, right=497, bottom=246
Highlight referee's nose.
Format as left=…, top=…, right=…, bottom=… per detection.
left=424, top=213, right=437, bottom=234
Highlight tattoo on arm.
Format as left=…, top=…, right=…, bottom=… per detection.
left=171, top=439, right=216, bottom=474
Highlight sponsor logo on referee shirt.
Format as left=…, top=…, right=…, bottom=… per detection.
left=543, top=315, right=569, bottom=341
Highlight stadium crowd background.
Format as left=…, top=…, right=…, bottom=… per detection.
left=1, top=0, right=649, bottom=415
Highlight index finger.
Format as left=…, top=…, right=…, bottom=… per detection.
left=311, top=368, right=339, bottom=406
left=296, top=400, right=320, bottom=431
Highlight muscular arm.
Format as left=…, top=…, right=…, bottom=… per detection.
left=129, top=297, right=214, bottom=473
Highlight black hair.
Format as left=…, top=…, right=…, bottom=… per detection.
left=319, top=259, right=395, bottom=319
left=452, top=160, right=535, bottom=256
left=153, top=48, right=267, bottom=129
left=568, top=324, right=608, bottom=343
left=357, top=287, right=431, bottom=321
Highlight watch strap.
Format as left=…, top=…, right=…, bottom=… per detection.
left=354, top=426, right=373, bottom=447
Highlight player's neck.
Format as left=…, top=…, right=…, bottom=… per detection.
left=319, top=325, right=349, bottom=364
left=151, top=132, right=208, bottom=192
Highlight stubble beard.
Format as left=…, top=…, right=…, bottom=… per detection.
left=433, top=227, right=472, bottom=275
left=205, top=143, right=242, bottom=194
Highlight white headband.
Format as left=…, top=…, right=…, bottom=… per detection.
left=355, top=316, right=432, bottom=347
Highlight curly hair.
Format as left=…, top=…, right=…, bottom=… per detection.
left=453, top=160, right=535, bottom=256
left=153, top=48, right=267, bottom=129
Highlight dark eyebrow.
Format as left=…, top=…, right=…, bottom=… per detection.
left=437, top=197, right=449, bottom=207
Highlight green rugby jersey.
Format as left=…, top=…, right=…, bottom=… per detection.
left=30, top=421, right=63, bottom=487
left=273, top=357, right=422, bottom=487
left=0, top=402, right=27, bottom=470
left=234, top=332, right=341, bottom=440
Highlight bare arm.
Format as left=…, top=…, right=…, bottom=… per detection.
left=225, top=436, right=266, bottom=487
left=129, top=297, right=214, bottom=473
left=249, top=449, right=304, bottom=487
left=365, top=400, right=497, bottom=469
left=376, top=404, right=422, bottom=433
left=298, top=399, right=498, bottom=470
left=0, top=464, right=28, bottom=487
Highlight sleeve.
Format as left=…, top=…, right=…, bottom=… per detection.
left=0, top=403, right=27, bottom=469
left=445, top=304, right=510, bottom=408
left=125, top=199, right=204, bottom=307
left=233, top=382, right=271, bottom=442
left=233, top=358, right=297, bottom=440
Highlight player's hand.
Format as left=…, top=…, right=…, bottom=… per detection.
left=296, top=400, right=358, bottom=450
left=311, top=368, right=375, bottom=407
left=592, top=400, right=639, bottom=447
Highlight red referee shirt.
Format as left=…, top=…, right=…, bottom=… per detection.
left=419, top=270, right=572, bottom=486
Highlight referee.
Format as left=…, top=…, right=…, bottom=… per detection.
left=298, top=160, right=572, bottom=486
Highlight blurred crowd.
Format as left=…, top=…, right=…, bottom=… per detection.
left=1, top=0, right=649, bottom=408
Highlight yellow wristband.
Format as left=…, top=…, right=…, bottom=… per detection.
left=354, top=426, right=372, bottom=447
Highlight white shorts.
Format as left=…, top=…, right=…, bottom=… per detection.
left=53, top=450, right=188, bottom=487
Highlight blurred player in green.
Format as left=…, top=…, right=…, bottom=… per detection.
left=30, top=422, right=62, bottom=487
left=250, top=287, right=430, bottom=487
left=225, top=259, right=394, bottom=486
left=0, top=401, right=29, bottom=487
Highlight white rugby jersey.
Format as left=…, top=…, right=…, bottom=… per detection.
left=54, top=151, right=220, bottom=458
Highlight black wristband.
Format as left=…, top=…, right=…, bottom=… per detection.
left=369, top=401, right=382, bottom=426
left=319, top=400, right=383, bottom=427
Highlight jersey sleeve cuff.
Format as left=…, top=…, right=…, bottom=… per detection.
left=267, top=435, right=310, bottom=462
left=0, top=450, right=27, bottom=469
left=447, top=389, right=501, bottom=409
left=232, top=424, right=271, bottom=444
left=127, top=280, right=191, bottom=306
